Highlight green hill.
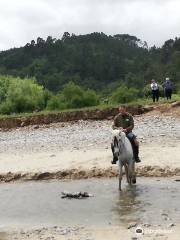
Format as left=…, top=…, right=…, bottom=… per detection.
left=0, top=32, right=179, bottom=93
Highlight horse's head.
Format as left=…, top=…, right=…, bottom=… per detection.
left=112, top=129, right=126, bottom=155
left=112, top=129, right=126, bottom=140
left=112, top=129, right=120, bottom=137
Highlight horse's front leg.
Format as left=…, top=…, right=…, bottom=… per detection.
left=124, top=164, right=129, bottom=183
left=129, top=159, right=136, bottom=185
left=132, top=161, right=136, bottom=184
left=119, top=161, right=123, bottom=191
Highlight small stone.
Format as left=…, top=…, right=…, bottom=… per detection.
left=127, top=222, right=137, bottom=229
left=135, top=228, right=143, bottom=234
left=20, top=122, right=26, bottom=127
left=161, top=213, right=168, bottom=217
left=168, top=223, right=175, bottom=227
left=143, top=223, right=151, bottom=227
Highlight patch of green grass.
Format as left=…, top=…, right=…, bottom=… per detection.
left=130, top=94, right=180, bottom=105
left=0, top=95, right=179, bottom=120
left=0, top=104, right=116, bottom=119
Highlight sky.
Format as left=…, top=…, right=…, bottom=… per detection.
left=0, top=0, right=180, bottom=51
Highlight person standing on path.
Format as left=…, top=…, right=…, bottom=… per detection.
left=150, top=79, right=159, bottom=102
left=163, top=77, right=174, bottom=100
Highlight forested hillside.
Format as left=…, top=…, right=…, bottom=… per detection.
left=0, top=32, right=179, bottom=93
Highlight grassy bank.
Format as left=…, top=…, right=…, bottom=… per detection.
left=0, top=95, right=179, bottom=120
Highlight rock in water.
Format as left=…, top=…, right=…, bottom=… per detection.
left=61, top=191, right=93, bottom=199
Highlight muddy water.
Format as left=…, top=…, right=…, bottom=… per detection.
left=0, top=178, right=180, bottom=231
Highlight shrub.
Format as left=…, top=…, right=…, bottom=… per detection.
left=0, top=75, right=11, bottom=101
left=46, top=82, right=100, bottom=110
left=62, top=81, right=84, bottom=106
left=0, top=76, right=45, bottom=114
left=46, top=95, right=67, bottom=110
left=83, top=89, right=100, bottom=106
left=43, top=89, right=53, bottom=108
left=111, top=86, right=139, bottom=103
left=0, top=101, right=14, bottom=115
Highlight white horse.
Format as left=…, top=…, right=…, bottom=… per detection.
left=112, top=129, right=136, bottom=191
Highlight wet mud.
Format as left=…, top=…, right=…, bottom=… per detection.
left=1, top=166, right=180, bottom=183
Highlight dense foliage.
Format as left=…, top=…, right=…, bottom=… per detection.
left=111, top=85, right=139, bottom=103
left=0, top=76, right=100, bottom=114
left=46, top=81, right=100, bottom=110
left=0, top=76, right=45, bottom=114
left=0, top=32, right=179, bottom=93
left=0, top=32, right=180, bottom=114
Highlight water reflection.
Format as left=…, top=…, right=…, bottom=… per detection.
left=112, top=185, right=142, bottom=224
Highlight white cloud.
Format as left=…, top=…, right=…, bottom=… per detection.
left=0, top=0, right=180, bottom=50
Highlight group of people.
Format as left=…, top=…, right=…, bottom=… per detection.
left=150, top=77, right=174, bottom=102
left=110, top=77, right=174, bottom=166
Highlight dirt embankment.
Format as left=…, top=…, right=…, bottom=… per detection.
left=0, top=101, right=179, bottom=130
left=0, top=105, right=152, bottom=130
left=1, top=166, right=180, bottom=183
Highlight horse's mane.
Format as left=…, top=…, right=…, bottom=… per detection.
left=112, top=129, right=131, bottom=158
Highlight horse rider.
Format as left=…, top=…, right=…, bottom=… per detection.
left=111, top=106, right=141, bottom=164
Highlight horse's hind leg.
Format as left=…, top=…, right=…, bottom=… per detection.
left=128, top=168, right=132, bottom=185
left=119, top=162, right=123, bottom=191
left=124, top=164, right=129, bottom=183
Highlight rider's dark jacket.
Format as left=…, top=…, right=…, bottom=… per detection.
left=112, top=113, right=134, bottom=134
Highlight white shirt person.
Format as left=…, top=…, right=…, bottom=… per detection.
left=150, top=79, right=159, bottom=102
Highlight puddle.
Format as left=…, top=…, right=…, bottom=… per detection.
left=0, top=178, right=180, bottom=230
